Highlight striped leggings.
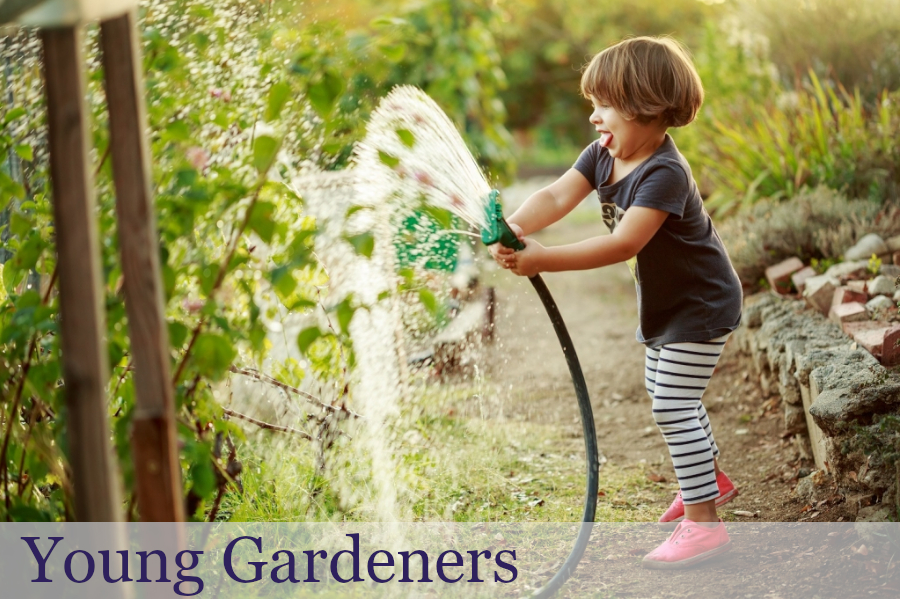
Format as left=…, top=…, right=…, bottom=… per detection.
left=645, top=334, right=730, bottom=505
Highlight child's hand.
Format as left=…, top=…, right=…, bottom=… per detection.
left=511, top=238, right=545, bottom=278
left=489, top=223, right=525, bottom=270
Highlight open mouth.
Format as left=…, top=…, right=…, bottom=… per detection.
left=599, top=132, right=613, bottom=148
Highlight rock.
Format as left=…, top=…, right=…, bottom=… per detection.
left=803, top=275, right=840, bottom=314
left=783, top=401, right=808, bottom=433
left=886, top=234, right=900, bottom=253
left=866, top=295, right=895, bottom=312
left=791, top=266, right=818, bottom=294
left=740, top=293, right=778, bottom=328
left=867, top=275, right=896, bottom=296
left=825, top=260, right=869, bottom=280
left=791, top=475, right=816, bottom=502
left=810, top=383, right=900, bottom=436
left=791, top=470, right=832, bottom=502
left=855, top=505, right=895, bottom=544
left=845, top=234, right=889, bottom=261
left=880, top=264, right=900, bottom=279
left=766, top=257, right=805, bottom=294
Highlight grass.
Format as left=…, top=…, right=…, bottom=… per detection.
left=217, top=377, right=672, bottom=524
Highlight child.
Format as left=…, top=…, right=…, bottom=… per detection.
left=490, top=36, right=743, bottom=569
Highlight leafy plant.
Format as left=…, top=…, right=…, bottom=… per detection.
left=703, top=72, right=900, bottom=214
left=810, top=257, right=842, bottom=276
left=868, top=254, right=884, bottom=276
left=371, top=0, right=516, bottom=183
left=0, top=0, right=380, bottom=522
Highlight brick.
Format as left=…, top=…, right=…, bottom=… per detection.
left=846, top=320, right=893, bottom=357
left=882, top=325, right=900, bottom=366
left=765, top=257, right=804, bottom=294
left=845, top=280, right=867, bottom=294
left=829, top=301, right=868, bottom=325
left=791, top=266, right=817, bottom=294
left=802, top=382, right=828, bottom=471
left=831, top=286, right=868, bottom=311
left=843, top=320, right=890, bottom=338
left=803, top=275, right=839, bottom=314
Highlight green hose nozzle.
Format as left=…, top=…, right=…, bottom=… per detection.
left=480, top=190, right=525, bottom=251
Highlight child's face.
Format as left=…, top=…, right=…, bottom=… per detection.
left=588, top=96, right=664, bottom=162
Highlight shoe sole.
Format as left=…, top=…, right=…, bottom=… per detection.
left=657, top=488, right=739, bottom=530
left=641, top=539, right=732, bottom=570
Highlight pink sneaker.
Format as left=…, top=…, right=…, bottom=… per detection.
left=642, top=519, right=731, bottom=569
left=658, top=471, right=738, bottom=528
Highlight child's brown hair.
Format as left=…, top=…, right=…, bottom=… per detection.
left=580, top=36, right=703, bottom=128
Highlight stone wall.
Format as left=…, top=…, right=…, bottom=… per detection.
left=736, top=293, right=900, bottom=517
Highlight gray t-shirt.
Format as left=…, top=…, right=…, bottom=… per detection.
left=573, top=134, right=742, bottom=347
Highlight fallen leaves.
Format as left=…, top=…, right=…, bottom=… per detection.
left=647, top=472, right=667, bottom=483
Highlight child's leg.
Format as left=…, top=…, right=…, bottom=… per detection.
left=651, top=335, right=729, bottom=514
left=644, top=346, right=660, bottom=400
left=648, top=346, right=720, bottom=475
left=698, top=401, right=719, bottom=461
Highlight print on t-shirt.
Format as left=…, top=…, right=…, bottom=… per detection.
left=600, top=200, right=637, bottom=280
left=601, top=200, right=625, bottom=233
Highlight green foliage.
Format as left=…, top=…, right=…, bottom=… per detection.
left=495, top=0, right=720, bottom=142
left=372, top=0, right=516, bottom=183
left=495, top=0, right=748, bottom=169
left=704, top=73, right=900, bottom=214
left=810, top=257, right=842, bottom=276
left=868, top=254, right=884, bottom=276
left=3, top=0, right=516, bottom=521
left=0, top=0, right=376, bottom=522
left=716, top=186, right=900, bottom=288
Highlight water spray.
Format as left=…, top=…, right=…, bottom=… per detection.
left=359, top=86, right=600, bottom=597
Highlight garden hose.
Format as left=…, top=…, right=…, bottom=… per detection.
left=481, top=191, right=600, bottom=598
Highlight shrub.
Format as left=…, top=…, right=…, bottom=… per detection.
left=716, top=186, right=900, bottom=288
left=702, top=74, right=900, bottom=214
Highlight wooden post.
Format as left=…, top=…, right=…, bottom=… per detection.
left=41, top=26, right=123, bottom=522
left=100, top=11, right=185, bottom=523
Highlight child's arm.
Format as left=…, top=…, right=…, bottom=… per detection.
left=510, top=206, right=669, bottom=277
left=489, top=169, right=593, bottom=267
left=506, top=169, right=594, bottom=236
